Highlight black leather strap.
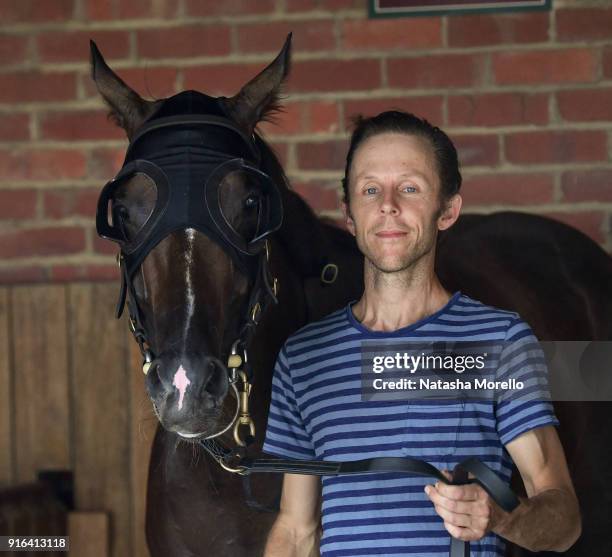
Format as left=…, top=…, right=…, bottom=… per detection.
left=238, top=455, right=519, bottom=557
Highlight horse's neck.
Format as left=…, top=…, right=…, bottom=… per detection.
left=272, top=188, right=364, bottom=324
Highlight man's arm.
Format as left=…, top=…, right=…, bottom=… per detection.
left=492, top=424, right=581, bottom=551
left=264, top=473, right=321, bottom=557
left=425, top=425, right=581, bottom=552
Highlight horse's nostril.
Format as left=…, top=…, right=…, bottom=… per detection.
left=203, top=359, right=227, bottom=399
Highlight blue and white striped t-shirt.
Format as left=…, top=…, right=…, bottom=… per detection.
left=263, top=291, right=560, bottom=557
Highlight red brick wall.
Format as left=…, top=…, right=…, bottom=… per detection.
left=0, top=0, right=611, bottom=284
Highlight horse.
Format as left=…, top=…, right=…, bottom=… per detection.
left=90, top=35, right=612, bottom=557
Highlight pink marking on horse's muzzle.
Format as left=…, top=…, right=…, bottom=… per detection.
left=172, top=365, right=191, bottom=411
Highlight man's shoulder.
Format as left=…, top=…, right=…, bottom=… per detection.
left=283, top=304, right=350, bottom=352
left=454, top=292, right=520, bottom=322
left=453, top=293, right=536, bottom=338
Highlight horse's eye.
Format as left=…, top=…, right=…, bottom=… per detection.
left=244, top=195, right=260, bottom=209
left=114, top=204, right=130, bottom=221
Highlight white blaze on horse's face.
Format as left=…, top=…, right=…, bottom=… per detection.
left=173, top=365, right=191, bottom=411
left=184, top=227, right=196, bottom=344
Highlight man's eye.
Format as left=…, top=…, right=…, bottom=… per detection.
left=401, top=185, right=417, bottom=193
left=365, top=186, right=378, bottom=195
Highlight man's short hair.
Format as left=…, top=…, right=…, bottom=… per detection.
left=341, top=110, right=462, bottom=204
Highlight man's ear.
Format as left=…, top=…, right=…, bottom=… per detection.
left=437, top=193, right=462, bottom=231
left=342, top=199, right=356, bottom=236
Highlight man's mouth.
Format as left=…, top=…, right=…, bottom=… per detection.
left=375, top=230, right=408, bottom=238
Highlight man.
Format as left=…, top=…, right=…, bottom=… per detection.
left=262, top=111, right=581, bottom=557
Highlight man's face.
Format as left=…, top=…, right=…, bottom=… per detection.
left=343, top=132, right=461, bottom=274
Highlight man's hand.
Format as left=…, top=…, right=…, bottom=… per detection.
left=424, top=470, right=508, bottom=541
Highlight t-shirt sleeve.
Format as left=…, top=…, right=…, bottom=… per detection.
left=495, top=317, right=560, bottom=446
left=263, top=345, right=317, bottom=459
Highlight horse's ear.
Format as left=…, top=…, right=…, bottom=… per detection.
left=224, top=33, right=292, bottom=133
left=90, top=40, right=160, bottom=140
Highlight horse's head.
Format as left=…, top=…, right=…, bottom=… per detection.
left=91, top=36, right=291, bottom=441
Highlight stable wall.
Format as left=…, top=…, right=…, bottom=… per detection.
left=0, top=0, right=611, bottom=283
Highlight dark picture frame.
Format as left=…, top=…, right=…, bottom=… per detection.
left=369, top=0, right=552, bottom=19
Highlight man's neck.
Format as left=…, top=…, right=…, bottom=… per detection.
left=352, top=258, right=454, bottom=333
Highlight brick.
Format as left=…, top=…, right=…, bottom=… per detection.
left=557, top=89, right=612, bottom=122
left=0, top=113, right=30, bottom=141
left=259, top=100, right=340, bottom=136
left=505, top=130, right=607, bottom=164
left=43, top=188, right=99, bottom=219
left=452, top=134, right=499, bottom=167
left=85, top=0, right=179, bottom=20
left=293, top=181, right=340, bottom=211
left=0, top=72, right=76, bottom=103
left=289, top=59, right=381, bottom=93
left=448, top=93, right=549, bottom=127
left=51, top=264, right=119, bottom=282
left=93, top=234, right=117, bottom=255
left=542, top=211, right=605, bottom=244
left=0, top=189, right=37, bottom=219
left=237, top=20, right=335, bottom=54
left=185, top=0, right=275, bottom=16
left=0, top=149, right=87, bottom=181
left=461, top=173, right=554, bottom=206
left=184, top=62, right=266, bottom=96
left=341, top=18, right=441, bottom=50
left=0, top=265, right=47, bottom=284
left=448, top=13, right=548, bottom=47
left=296, top=139, right=348, bottom=171
left=557, top=8, right=612, bottom=42
left=388, top=54, right=485, bottom=89
left=88, top=148, right=126, bottom=180
left=0, top=0, right=73, bottom=23
left=493, top=49, right=596, bottom=85
left=603, top=47, right=612, bottom=79
left=83, top=66, right=178, bottom=101
left=561, top=169, right=612, bottom=203
left=0, top=226, right=86, bottom=258
left=344, top=96, right=444, bottom=126
left=137, top=25, right=231, bottom=59
left=0, top=34, right=29, bottom=66
left=37, top=31, right=129, bottom=64
left=40, top=111, right=124, bottom=141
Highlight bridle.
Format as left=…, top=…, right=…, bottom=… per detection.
left=97, top=104, right=282, bottom=447
left=98, top=102, right=521, bottom=557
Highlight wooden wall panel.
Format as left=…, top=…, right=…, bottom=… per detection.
left=69, top=512, right=109, bottom=557
left=3, top=282, right=158, bottom=557
left=69, top=284, right=131, bottom=557
left=128, top=336, right=156, bottom=557
left=0, top=289, right=12, bottom=485
left=12, top=286, right=70, bottom=483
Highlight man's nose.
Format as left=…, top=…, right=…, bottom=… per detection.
left=379, top=189, right=400, bottom=215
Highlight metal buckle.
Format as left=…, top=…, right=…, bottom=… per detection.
left=321, top=263, right=339, bottom=284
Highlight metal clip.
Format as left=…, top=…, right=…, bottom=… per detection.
left=233, top=369, right=255, bottom=447
left=142, top=350, right=154, bottom=375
